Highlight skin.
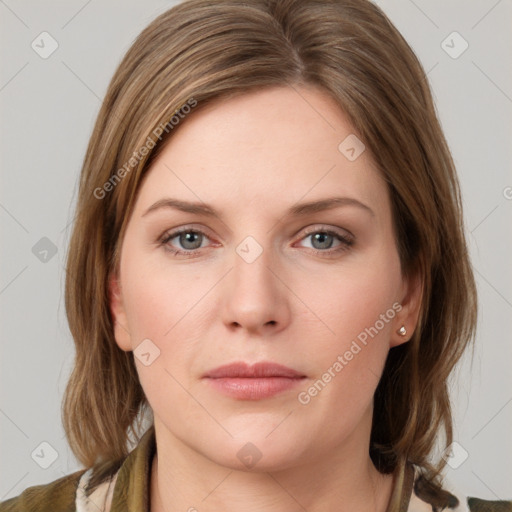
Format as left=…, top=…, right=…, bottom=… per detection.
left=109, top=84, right=422, bottom=512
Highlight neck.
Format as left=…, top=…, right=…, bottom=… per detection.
left=149, top=420, right=395, bottom=512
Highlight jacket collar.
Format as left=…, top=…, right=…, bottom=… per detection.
left=110, top=425, right=156, bottom=512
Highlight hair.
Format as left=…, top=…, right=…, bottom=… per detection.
left=62, top=0, right=477, bottom=506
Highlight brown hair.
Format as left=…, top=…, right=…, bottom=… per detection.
left=62, top=0, right=477, bottom=505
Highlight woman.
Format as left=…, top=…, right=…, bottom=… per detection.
left=1, top=0, right=510, bottom=511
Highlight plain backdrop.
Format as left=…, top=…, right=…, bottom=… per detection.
left=1, top=0, right=511, bottom=502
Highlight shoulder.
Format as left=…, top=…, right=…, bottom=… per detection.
left=466, top=498, right=512, bottom=512
left=408, top=464, right=512, bottom=512
left=0, top=469, right=86, bottom=512
left=0, top=427, right=155, bottom=512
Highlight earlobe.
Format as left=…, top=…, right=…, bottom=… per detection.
left=391, top=271, right=423, bottom=348
left=108, top=274, right=132, bottom=352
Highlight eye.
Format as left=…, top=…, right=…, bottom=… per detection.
left=159, top=227, right=212, bottom=257
left=159, top=226, right=354, bottom=258
left=296, top=227, right=354, bottom=255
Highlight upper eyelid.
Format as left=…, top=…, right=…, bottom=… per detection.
left=160, top=225, right=215, bottom=242
left=300, top=225, right=353, bottom=239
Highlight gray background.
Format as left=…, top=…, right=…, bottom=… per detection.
left=1, top=0, right=511, bottom=502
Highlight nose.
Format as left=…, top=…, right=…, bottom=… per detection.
left=219, top=243, right=291, bottom=336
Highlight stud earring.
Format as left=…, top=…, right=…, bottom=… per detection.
left=398, top=326, right=407, bottom=336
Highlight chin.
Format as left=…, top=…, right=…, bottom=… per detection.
left=202, top=430, right=311, bottom=473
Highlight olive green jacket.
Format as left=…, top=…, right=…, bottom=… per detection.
left=1, top=428, right=511, bottom=511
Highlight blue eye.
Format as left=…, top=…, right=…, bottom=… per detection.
left=159, top=226, right=354, bottom=258
left=298, top=229, right=354, bottom=254
left=160, top=229, right=210, bottom=256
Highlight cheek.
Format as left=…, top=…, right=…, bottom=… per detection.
left=121, top=248, right=203, bottom=341
left=119, top=257, right=202, bottom=413
left=298, top=247, right=401, bottom=395
left=305, top=249, right=400, bottom=346
left=119, top=248, right=212, bottom=389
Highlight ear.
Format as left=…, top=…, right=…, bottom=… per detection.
left=108, top=273, right=132, bottom=352
left=390, top=270, right=423, bottom=348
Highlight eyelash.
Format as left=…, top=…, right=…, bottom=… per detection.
left=158, top=226, right=354, bottom=259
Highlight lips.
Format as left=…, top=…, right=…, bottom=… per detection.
left=203, top=361, right=306, bottom=400
left=204, top=361, right=305, bottom=379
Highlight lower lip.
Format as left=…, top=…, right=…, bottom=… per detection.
left=204, top=377, right=305, bottom=400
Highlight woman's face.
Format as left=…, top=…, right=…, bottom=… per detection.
left=110, top=85, right=421, bottom=471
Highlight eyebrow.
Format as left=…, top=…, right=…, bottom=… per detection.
left=142, top=196, right=374, bottom=218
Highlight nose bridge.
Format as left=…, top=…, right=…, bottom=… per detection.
left=220, top=230, right=290, bottom=333
left=231, top=233, right=278, bottom=301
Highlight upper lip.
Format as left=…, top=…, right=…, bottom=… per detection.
left=203, top=361, right=305, bottom=379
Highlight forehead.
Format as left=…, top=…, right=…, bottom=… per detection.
left=134, top=85, right=389, bottom=220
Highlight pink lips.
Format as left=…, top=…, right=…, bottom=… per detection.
left=203, top=362, right=306, bottom=400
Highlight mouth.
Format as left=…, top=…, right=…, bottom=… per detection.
left=202, top=361, right=307, bottom=400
